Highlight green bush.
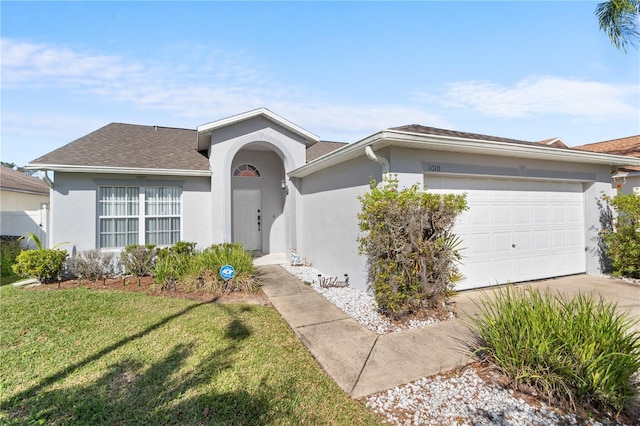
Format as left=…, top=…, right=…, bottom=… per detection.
left=470, top=287, right=640, bottom=415
left=600, top=193, right=640, bottom=278
left=12, top=249, right=68, bottom=283
left=357, top=176, right=467, bottom=317
left=1, top=237, right=22, bottom=279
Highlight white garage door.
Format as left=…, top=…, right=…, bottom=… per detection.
left=426, top=176, right=586, bottom=290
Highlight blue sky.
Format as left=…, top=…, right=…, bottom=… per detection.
left=2, top=1, right=639, bottom=167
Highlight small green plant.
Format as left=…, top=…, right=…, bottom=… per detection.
left=358, top=176, right=468, bottom=318
left=120, top=244, right=156, bottom=286
left=470, top=287, right=640, bottom=416
left=12, top=249, right=67, bottom=283
left=600, top=193, right=640, bottom=278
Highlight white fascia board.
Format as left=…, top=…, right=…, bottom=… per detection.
left=197, top=108, right=320, bottom=142
left=24, top=163, right=211, bottom=177
left=289, top=130, right=640, bottom=178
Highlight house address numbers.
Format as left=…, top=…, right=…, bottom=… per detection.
left=426, top=164, right=441, bottom=172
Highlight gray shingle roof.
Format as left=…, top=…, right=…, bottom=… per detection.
left=306, top=141, right=347, bottom=162
left=29, top=123, right=210, bottom=171
left=0, top=167, right=49, bottom=195
left=390, top=124, right=538, bottom=146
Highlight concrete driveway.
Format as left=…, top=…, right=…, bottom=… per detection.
left=455, top=274, right=640, bottom=333
left=257, top=265, right=640, bottom=399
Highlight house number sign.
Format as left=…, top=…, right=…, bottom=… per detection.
left=220, top=265, right=236, bottom=281
left=426, top=164, right=441, bottom=172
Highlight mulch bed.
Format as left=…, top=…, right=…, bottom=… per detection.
left=27, top=276, right=271, bottom=306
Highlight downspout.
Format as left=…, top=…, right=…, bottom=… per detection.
left=365, top=146, right=390, bottom=184
left=41, top=170, right=54, bottom=188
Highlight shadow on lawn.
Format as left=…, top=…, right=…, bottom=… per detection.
left=4, top=300, right=290, bottom=425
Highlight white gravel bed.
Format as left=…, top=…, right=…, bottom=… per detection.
left=365, top=368, right=630, bottom=426
left=281, top=264, right=448, bottom=334
left=279, top=264, right=636, bottom=426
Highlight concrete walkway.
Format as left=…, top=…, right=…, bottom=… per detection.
left=256, top=264, right=640, bottom=399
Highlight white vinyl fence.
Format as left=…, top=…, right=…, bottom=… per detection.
left=0, top=207, right=48, bottom=248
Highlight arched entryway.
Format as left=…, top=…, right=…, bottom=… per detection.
left=230, top=143, right=287, bottom=254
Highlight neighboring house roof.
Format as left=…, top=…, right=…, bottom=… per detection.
left=290, top=125, right=640, bottom=178
left=0, top=167, right=49, bottom=195
left=574, top=135, right=640, bottom=172
left=28, top=123, right=211, bottom=176
left=306, top=141, right=348, bottom=162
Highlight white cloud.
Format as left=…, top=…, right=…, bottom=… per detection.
left=431, top=75, right=639, bottom=120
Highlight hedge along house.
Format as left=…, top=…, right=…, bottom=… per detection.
left=27, top=108, right=640, bottom=292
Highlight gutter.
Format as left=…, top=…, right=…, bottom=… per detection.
left=24, top=164, right=212, bottom=177
left=289, top=130, right=640, bottom=178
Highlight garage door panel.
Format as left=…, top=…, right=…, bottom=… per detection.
left=494, top=232, right=513, bottom=252
left=494, top=206, right=511, bottom=225
left=550, top=206, right=566, bottom=223
left=533, top=230, right=550, bottom=249
left=468, top=233, right=491, bottom=255
left=533, top=205, right=549, bottom=224
left=426, top=176, right=586, bottom=290
left=471, top=205, right=491, bottom=225
left=513, top=206, right=531, bottom=225
left=551, top=230, right=567, bottom=248
left=513, top=232, right=531, bottom=250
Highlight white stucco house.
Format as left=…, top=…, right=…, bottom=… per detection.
left=26, top=108, right=640, bottom=292
left=0, top=166, right=50, bottom=247
left=575, top=135, right=640, bottom=196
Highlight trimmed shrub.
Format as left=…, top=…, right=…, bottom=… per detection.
left=120, top=244, right=156, bottom=286
left=470, top=287, right=640, bottom=415
left=357, top=176, right=468, bottom=317
left=600, top=193, right=640, bottom=278
left=66, top=249, right=115, bottom=283
left=12, top=249, right=67, bottom=283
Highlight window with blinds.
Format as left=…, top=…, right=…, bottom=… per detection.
left=98, top=186, right=181, bottom=248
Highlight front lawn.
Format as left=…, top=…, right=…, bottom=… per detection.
left=0, top=285, right=384, bottom=425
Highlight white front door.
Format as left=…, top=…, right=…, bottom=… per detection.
left=233, top=189, right=262, bottom=251
left=427, top=177, right=586, bottom=290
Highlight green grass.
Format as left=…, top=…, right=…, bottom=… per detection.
left=470, top=286, right=640, bottom=416
left=0, top=285, right=384, bottom=425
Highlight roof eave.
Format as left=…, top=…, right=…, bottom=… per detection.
left=0, top=187, right=49, bottom=196
left=24, top=163, right=212, bottom=177
left=289, top=130, right=640, bottom=178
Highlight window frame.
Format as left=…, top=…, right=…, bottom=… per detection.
left=97, top=185, right=183, bottom=249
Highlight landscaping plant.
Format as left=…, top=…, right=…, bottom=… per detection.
left=600, top=192, right=640, bottom=279
left=66, top=249, right=115, bottom=285
left=152, top=242, right=257, bottom=293
left=0, top=237, right=22, bottom=283
left=12, top=248, right=67, bottom=283
left=358, top=176, right=468, bottom=318
left=120, top=244, right=156, bottom=286
left=470, top=286, right=640, bottom=416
